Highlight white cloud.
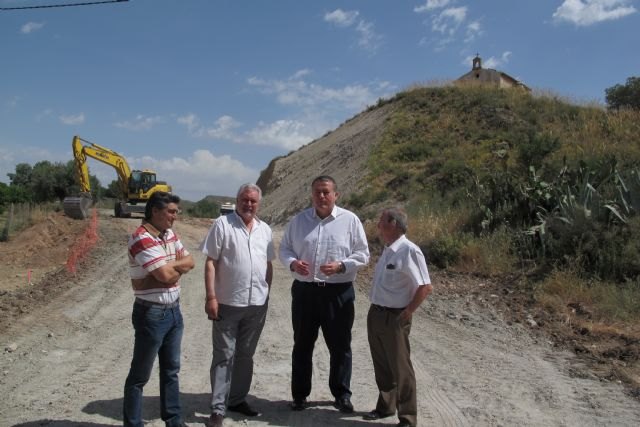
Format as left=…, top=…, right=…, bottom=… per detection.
left=247, top=73, right=381, bottom=111
left=114, top=115, right=163, bottom=131
left=553, top=0, right=636, bottom=26
left=178, top=114, right=242, bottom=140
left=20, top=21, right=44, bottom=34
left=179, top=72, right=393, bottom=153
left=0, top=144, right=68, bottom=184
left=59, top=113, right=85, bottom=125
left=414, top=0, right=452, bottom=13
left=324, top=9, right=382, bottom=54
left=465, top=20, right=483, bottom=42
left=245, top=119, right=314, bottom=151
left=432, top=7, right=467, bottom=34
left=324, top=9, right=359, bottom=27
left=355, top=20, right=383, bottom=53
left=292, top=69, right=312, bottom=79
left=464, top=51, right=512, bottom=69
left=127, top=150, right=257, bottom=201
left=177, top=112, right=317, bottom=151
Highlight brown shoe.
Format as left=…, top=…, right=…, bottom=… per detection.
left=206, top=413, right=223, bottom=427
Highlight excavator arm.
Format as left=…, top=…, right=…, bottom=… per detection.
left=64, top=135, right=134, bottom=219
left=63, top=135, right=172, bottom=220
left=71, top=135, right=132, bottom=198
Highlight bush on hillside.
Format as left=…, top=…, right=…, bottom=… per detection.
left=605, top=76, right=640, bottom=111
left=353, top=85, right=640, bottom=282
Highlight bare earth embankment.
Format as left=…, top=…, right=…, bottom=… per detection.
left=1, top=209, right=639, bottom=426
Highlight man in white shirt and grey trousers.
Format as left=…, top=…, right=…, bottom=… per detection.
left=280, top=175, right=370, bottom=414
left=201, top=183, right=274, bottom=427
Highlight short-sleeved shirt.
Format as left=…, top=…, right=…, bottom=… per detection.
left=201, top=211, right=275, bottom=307
left=370, top=235, right=431, bottom=308
left=128, top=222, right=189, bottom=304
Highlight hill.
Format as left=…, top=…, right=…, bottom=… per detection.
left=256, top=101, right=397, bottom=224
left=257, top=85, right=640, bottom=394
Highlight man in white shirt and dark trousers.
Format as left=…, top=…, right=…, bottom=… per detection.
left=364, top=207, right=433, bottom=427
left=201, top=184, right=275, bottom=427
left=280, top=175, right=370, bottom=413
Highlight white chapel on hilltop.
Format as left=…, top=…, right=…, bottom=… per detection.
left=456, top=55, right=530, bottom=92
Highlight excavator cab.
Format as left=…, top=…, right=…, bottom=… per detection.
left=128, top=170, right=158, bottom=200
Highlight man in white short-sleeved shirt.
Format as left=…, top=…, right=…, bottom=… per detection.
left=364, top=207, right=433, bottom=427
left=201, top=184, right=274, bottom=427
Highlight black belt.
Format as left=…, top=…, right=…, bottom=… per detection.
left=135, top=297, right=180, bottom=308
left=372, top=303, right=404, bottom=312
left=294, top=279, right=352, bottom=288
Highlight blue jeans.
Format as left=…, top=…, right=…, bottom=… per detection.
left=123, top=302, right=184, bottom=427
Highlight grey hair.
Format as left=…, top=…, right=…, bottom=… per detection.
left=383, top=207, right=408, bottom=233
left=236, top=183, right=262, bottom=200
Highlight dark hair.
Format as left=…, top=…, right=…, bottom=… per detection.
left=383, top=207, right=408, bottom=233
left=145, top=191, right=180, bottom=220
left=311, top=175, right=338, bottom=191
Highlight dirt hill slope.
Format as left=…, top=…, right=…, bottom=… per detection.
left=257, top=102, right=396, bottom=224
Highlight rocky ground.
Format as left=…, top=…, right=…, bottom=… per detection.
left=1, top=209, right=639, bottom=426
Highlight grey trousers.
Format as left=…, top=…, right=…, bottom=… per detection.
left=210, top=303, right=268, bottom=415
left=367, top=304, right=417, bottom=427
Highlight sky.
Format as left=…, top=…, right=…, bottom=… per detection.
left=1, top=0, right=639, bottom=201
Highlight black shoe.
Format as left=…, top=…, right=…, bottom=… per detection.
left=334, top=397, right=354, bottom=414
left=396, top=421, right=413, bottom=427
left=363, top=409, right=394, bottom=420
left=290, top=398, right=308, bottom=411
left=227, top=401, right=260, bottom=416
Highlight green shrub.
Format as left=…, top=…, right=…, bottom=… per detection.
left=423, top=234, right=464, bottom=269
left=187, top=199, right=220, bottom=218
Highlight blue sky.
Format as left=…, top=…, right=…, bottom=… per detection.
left=1, top=0, right=638, bottom=201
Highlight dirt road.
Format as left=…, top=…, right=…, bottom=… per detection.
left=1, top=210, right=639, bottom=426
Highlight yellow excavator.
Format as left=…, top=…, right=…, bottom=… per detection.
left=63, top=135, right=172, bottom=219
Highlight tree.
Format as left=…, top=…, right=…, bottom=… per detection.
left=605, top=76, right=640, bottom=110
left=187, top=198, right=220, bottom=218
left=105, top=179, right=122, bottom=199
left=7, top=163, right=33, bottom=187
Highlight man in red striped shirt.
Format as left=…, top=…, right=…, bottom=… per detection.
left=123, top=191, right=194, bottom=427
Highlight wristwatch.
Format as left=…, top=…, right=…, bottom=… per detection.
left=338, top=262, right=346, bottom=274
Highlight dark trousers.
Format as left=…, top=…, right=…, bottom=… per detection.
left=291, top=280, right=354, bottom=400
left=367, top=304, right=417, bottom=427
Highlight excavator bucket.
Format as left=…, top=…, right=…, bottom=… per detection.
left=63, top=194, right=93, bottom=219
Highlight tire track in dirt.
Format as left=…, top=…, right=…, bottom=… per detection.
left=2, top=213, right=640, bottom=426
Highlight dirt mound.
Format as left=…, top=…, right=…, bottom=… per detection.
left=0, top=212, right=83, bottom=291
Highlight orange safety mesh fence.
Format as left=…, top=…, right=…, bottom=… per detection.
left=66, top=208, right=99, bottom=274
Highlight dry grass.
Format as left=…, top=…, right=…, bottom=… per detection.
left=536, top=267, right=640, bottom=324
left=1, top=203, right=58, bottom=241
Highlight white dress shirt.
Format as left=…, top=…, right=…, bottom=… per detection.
left=201, top=211, right=275, bottom=306
left=280, top=205, right=370, bottom=283
left=370, top=235, right=431, bottom=308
